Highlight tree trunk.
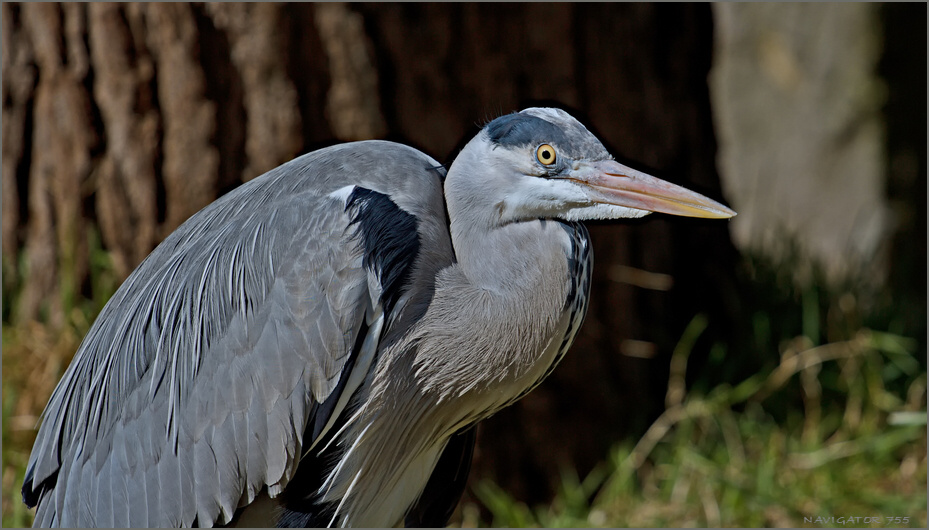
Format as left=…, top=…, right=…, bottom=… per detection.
left=2, top=1, right=739, bottom=513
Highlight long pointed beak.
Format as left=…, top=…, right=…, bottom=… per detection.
left=573, top=160, right=736, bottom=219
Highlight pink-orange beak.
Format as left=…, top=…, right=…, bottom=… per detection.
left=572, top=160, right=736, bottom=219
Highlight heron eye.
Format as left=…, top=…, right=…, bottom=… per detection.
left=536, top=144, right=557, bottom=165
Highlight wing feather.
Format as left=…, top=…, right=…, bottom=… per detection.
left=192, top=425, right=218, bottom=525
left=24, top=141, right=449, bottom=527
left=111, top=450, right=130, bottom=528
left=212, top=419, right=241, bottom=524
left=244, top=388, right=269, bottom=500
left=92, top=453, right=111, bottom=527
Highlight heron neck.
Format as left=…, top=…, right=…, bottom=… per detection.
left=450, top=218, right=571, bottom=294
left=444, top=140, right=571, bottom=294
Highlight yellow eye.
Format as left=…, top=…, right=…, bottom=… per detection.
left=536, top=144, right=557, bottom=165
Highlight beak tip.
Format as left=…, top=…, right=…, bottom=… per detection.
left=697, top=200, right=736, bottom=219
left=584, top=160, right=738, bottom=221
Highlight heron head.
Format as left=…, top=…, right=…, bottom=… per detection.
left=445, top=108, right=735, bottom=227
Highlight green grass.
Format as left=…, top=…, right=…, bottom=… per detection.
left=2, top=323, right=83, bottom=528
left=462, top=325, right=927, bottom=528
left=454, top=247, right=926, bottom=528
left=3, top=369, right=33, bottom=528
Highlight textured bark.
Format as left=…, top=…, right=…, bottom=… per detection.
left=1, top=3, right=36, bottom=285
left=144, top=2, right=219, bottom=234
left=16, top=3, right=96, bottom=325
left=313, top=3, right=386, bottom=141
left=87, top=3, right=159, bottom=279
left=204, top=3, right=301, bottom=181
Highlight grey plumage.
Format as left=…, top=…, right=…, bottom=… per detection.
left=23, top=108, right=734, bottom=528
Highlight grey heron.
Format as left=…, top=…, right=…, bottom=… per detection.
left=22, top=107, right=735, bottom=527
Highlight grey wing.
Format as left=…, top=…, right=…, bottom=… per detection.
left=22, top=142, right=447, bottom=528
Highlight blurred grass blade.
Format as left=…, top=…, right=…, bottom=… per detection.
left=888, top=411, right=928, bottom=426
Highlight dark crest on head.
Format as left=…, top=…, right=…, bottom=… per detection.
left=484, top=110, right=609, bottom=161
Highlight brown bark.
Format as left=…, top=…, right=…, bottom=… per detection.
left=204, top=3, right=301, bottom=181
left=16, top=3, right=96, bottom=325
left=1, top=3, right=36, bottom=285
left=313, top=2, right=386, bottom=141
left=3, top=0, right=744, bottom=513
left=88, top=3, right=159, bottom=279
left=144, top=2, right=219, bottom=234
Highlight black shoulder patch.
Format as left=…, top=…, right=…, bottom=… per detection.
left=346, top=188, right=420, bottom=315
